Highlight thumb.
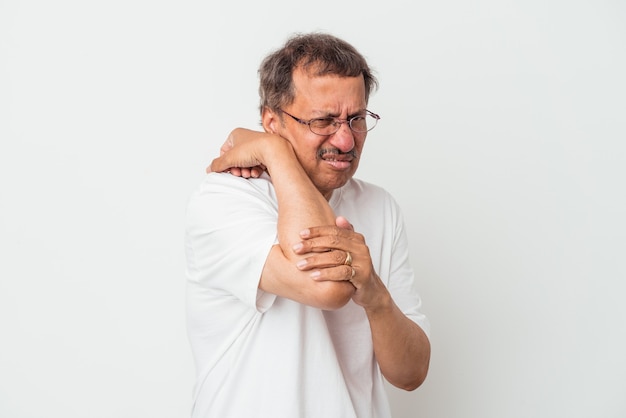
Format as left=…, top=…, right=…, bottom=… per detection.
left=335, top=216, right=354, bottom=231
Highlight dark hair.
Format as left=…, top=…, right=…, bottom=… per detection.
left=258, top=32, right=378, bottom=115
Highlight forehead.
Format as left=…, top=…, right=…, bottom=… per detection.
left=291, top=67, right=367, bottom=113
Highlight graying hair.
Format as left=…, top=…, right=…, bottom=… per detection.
left=258, top=32, right=378, bottom=115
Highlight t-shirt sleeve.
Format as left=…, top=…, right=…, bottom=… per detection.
left=185, top=172, right=279, bottom=312
left=387, top=197, right=431, bottom=340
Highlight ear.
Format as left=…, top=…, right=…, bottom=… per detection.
left=262, top=107, right=280, bottom=134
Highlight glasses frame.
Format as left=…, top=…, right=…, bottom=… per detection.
left=280, top=109, right=381, bottom=136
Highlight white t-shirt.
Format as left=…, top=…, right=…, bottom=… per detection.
left=185, top=172, right=429, bottom=418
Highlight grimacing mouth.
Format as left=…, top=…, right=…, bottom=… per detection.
left=317, top=148, right=358, bottom=161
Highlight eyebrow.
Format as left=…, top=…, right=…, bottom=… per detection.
left=313, top=109, right=367, bottom=119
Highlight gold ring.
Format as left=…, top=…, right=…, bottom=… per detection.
left=351, top=268, right=356, bottom=278
left=344, top=251, right=353, bottom=266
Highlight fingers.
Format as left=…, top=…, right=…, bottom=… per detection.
left=207, top=129, right=274, bottom=176
left=216, top=166, right=264, bottom=178
left=296, top=250, right=350, bottom=270
left=220, top=137, right=234, bottom=155
left=293, top=220, right=367, bottom=285
left=335, top=216, right=354, bottom=231
left=296, top=249, right=359, bottom=285
left=207, top=151, right=265, bottom=177
left=307, top=264, right=356, bottom=283
left=294, top=226, right=364, bottom=255
left=208, top=130, right=269, bottom=177
left=249, top=166, right=265, bottom=178
left=300, top=223, right=357, bottom=240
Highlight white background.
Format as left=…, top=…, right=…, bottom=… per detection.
left=1, top=1, right=625, bottom=417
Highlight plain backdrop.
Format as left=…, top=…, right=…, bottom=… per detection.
left=1, top=1, right=625, bottom=417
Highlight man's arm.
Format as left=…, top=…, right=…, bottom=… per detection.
left=293, top=218, right=431, bottom=390
left=363, top=286, right=431, bottom=390
left=209, top=128, right=429, bottom=386
left=209, top=128, right=355, bottom=310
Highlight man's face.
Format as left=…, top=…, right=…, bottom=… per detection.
left=274, top=67, right=369, bottom=200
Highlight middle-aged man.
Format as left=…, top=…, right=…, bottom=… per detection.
left=185, top=32, right=431, bottom=418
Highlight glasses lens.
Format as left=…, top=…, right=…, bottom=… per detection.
left=308, top=112, right=379, bottom=135
left=309, top=118, right=336, bottom=135
left=350, top=113, right=378, bottom=133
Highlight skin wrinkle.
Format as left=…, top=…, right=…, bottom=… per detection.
left=331, top=251, right=345, bottom=264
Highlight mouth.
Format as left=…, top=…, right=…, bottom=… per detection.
left=318, top=148, right=358, bottom=162
left=318, top=149, right=357, bottom=170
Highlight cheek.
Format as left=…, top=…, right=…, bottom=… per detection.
left=354, top=137, right=366, bottom=154
left=294, top=137, right=325, bottom=158
left=289, top=142, right=321, bottom=170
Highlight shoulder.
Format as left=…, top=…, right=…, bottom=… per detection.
left=340, top=178, right=401, bottom=211
left=186, top=172, right=278, bottom=226
left=193, top=172, right=275, bottom=197
left=189, top=172, right=276, bottom=206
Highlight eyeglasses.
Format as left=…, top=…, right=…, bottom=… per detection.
left=280, top=109, right=381, bottom=136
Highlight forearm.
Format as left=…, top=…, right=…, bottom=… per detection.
left=210, top=129, right=336, bottom=255
left=367, top=290, right=431, bottom=391
left=210, top=129, right=354, bottom=307
left=267, top=146, right=336, bottom=258
left=260, top=138, right=355, bottom=306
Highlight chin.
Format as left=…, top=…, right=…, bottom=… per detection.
left=315, top=176, right=351, bottom=194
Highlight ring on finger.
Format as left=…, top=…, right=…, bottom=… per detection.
left=344, top=251, right=353, bottom=266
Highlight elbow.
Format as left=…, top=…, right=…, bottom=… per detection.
left=391, top=364, right=430, bottom=392
left=389, top=338, right=431, bottom=391
left=313, top=281, right=355, bottom=310
left=398, top=370, right=429, bottom=391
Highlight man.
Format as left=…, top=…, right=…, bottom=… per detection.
left=185, top=32, right=430, bottom=418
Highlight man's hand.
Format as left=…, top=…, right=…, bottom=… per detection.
left=295, top=215, right=430, bottom=389
left=206, top=128, right=270, bottom=178
left=293, top=216, right=390, bottom=310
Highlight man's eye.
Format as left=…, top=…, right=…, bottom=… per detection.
left=311, top=118, right=334, bottom=128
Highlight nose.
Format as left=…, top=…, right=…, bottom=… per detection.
left=328, top=121, right=355, bottom=152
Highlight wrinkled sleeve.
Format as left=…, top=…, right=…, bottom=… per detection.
left=185, top=173, right=279, bottom=312
left=387, top=197, right=431, bottom=339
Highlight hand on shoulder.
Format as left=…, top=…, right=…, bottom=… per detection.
left=206, top=128, right=294, bottom=178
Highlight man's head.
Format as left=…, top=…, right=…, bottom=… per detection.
left=259, top=33, right=380, bottom=199
left=258, top=32, right=378, bottom=114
